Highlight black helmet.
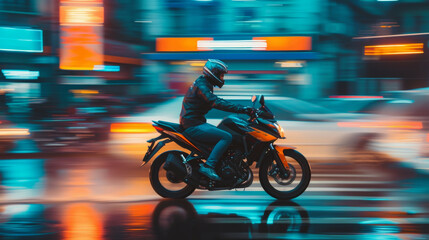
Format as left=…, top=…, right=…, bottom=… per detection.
left=203, top=59, right=228, bottom=88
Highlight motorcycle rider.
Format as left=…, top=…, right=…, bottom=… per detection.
left=180, top=59, right=253, bottom=181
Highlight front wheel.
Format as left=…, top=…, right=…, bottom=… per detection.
left=259, top=150, right=311, bottom=200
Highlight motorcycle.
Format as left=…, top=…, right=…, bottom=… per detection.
left=142, top=95, right=311, bottom=200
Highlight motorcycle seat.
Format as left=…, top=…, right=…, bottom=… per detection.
left=157, top=120, right=184, bottom=133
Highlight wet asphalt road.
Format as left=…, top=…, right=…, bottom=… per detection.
left=0, top=152, right=428, bottom=240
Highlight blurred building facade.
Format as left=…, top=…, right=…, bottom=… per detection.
left=1, top=0, right=427, bottom=114
left=0, top=0, right=53, bottom=115
left=354, top=0, right=429, bottom=94
left=0, top=0, right=145, bottom=113
left=137, top=0, right=378, bottom=99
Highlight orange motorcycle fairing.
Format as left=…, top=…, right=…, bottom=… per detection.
left=273, top=144, right=297, bottom=170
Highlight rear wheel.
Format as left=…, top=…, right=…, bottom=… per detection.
left=259, top=150, right=311, bottom=200
left=150, top=151, right=195, bottom=199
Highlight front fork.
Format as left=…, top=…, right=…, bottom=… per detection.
left=270, top=144, right=295, bottom=178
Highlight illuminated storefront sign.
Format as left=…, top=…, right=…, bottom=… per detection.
left=364, top=43, right=424, bottom=56
left=0, top=27, right=43, bottom=53
left=197, top=40, right=267, bottom=50
left=1, top=70, right=40, bottom=80
left=156, top=36, right=312, bottom=52
left=59, top=0, right=104, bottom=70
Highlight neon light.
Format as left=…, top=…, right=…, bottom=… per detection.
left=0, top=27, right=43, bottom=53
left=197, top=40, right=267, bottom=50
left=110, top=123, right=156, bottom=133
left=93, top=65, right=120, bottom=71
left=364, top=43, right=424, bottom=55
left=1, top=70, right=40, bottom=80
left=329, top=95, right=384, bottom=99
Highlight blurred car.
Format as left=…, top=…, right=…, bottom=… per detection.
left=108, top=96, right=375, bottom=162
left=31, top=114, right=109, bottom=153
left=314, top=96, right=392, bottom=114
left=360, top=90, right=429, bottom=173
left=0, top=117, right=30, bottom=153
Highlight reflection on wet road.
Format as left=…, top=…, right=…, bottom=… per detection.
left=0, top=154, right=428, bottom=239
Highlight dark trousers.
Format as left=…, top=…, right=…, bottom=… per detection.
left=184, top=123, right=232, bottom=168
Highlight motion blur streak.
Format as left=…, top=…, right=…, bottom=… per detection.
left=62, top=203, right=103, bottom=240
left=126, top=204, right=156, bottom=232
left=337, top=121, right=423, bottom=130
left=110, top=123, right=155, bottom=133
left=329, top=96, right=384, bottom=99
left=0, top=128, right=30, bottom=136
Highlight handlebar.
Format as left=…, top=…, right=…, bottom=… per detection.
left=248, top=108, right=274, bottom=120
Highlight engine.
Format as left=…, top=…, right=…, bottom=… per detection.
left=218, top=150, right=246, bottom=186
left=220, top=163, right=235, bottom=181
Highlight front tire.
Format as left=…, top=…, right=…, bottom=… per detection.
left=259, top=150, right=311, bottom=200
left=150, top=151, right=196, bottom=199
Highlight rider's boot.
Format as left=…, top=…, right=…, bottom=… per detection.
left=199, top=163, right=221, bottom=181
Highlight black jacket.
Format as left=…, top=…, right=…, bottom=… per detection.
left=180, top=75, right=246, bottom=129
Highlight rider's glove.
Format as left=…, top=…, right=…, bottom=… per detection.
left=241, top=106, right=254, bottom=116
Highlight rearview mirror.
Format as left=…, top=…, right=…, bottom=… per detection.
left=251, top=95, right=257, bottom=103
left=260, top=95, right=265, bottom=105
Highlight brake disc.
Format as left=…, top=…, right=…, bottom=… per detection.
left=272, top=164, right=296, bottom=186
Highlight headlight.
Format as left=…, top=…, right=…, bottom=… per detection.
left=274, top=123, right=285, bottom=139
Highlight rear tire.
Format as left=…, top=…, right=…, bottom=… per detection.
left=150, top=151, right=195, bottom=199
left=259, top=150, right=311, bottom=200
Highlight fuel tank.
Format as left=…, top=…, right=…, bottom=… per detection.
left=217, top=116, right=250, bottom=146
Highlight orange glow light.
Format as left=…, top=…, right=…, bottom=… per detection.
left=60, top=26, right=103, bottom=70
left=253, top=36, right=312, bottom=51
left=59, top=0, right=104, bottom=70
left=156, top=37, right=213, bottom=52
left=60, top=6, right=104, bottom=26
left=126, top=204, right=156, bottom=232
left=364, top=43, right=424, bottom=56
left=337, top=121, right=423, bottom=130
left=156, top=36, right=312, bottom=52
left=70, top=89, right=99, bottom=94
left=110, top=123, right=156, bottom=133
left=62, top=203, right=103, bottom=240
